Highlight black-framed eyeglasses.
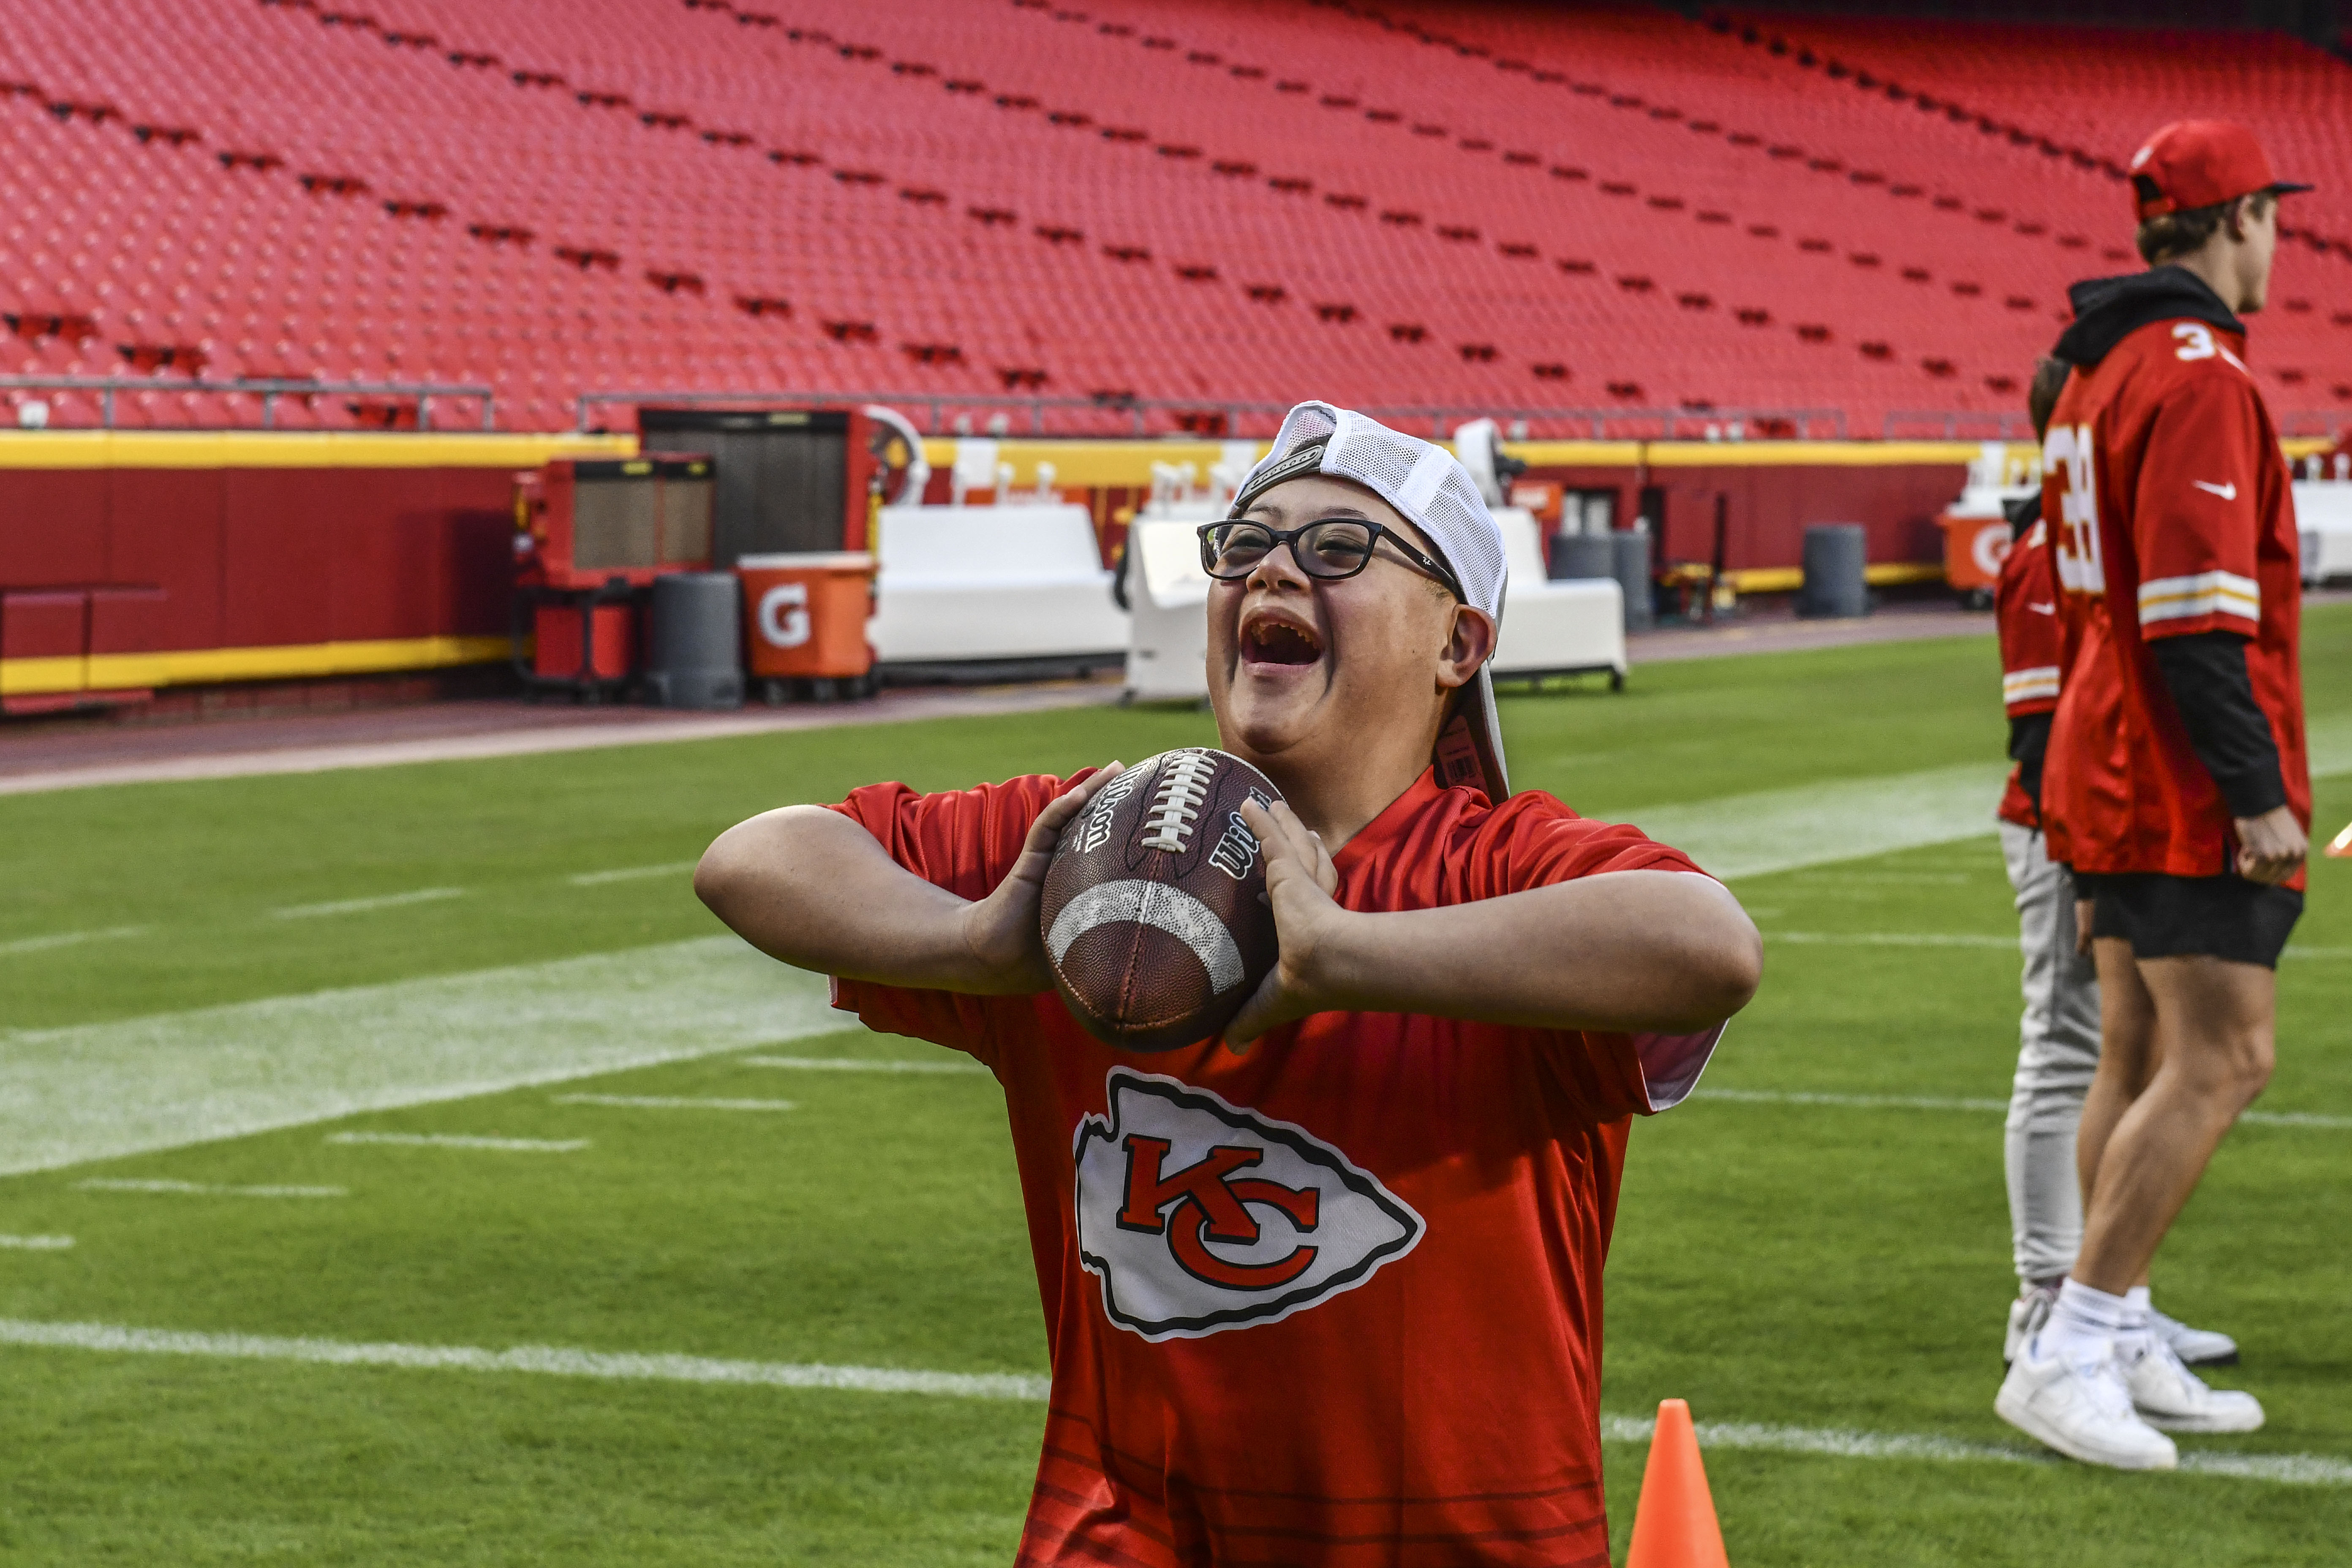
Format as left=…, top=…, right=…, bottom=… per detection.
left=1197, top=517, right=1464, bottom=600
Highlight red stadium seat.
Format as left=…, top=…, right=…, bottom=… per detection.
left=0, top=0, right=2342, bottom=432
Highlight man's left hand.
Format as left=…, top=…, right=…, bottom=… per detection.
left=1223, top=799, right=1347, bottom=1051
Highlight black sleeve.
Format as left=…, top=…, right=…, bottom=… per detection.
left=2148, top=631, right=2287, bottom=819
left=2007, top=711, right=2052, bottom=813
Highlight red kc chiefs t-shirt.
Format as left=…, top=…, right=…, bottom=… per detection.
left=1995, top=515, right=2064, bottom=830
left=827, top=766, right=1726, bottom=1568
left=2042, top=315, right=2310, bottom=882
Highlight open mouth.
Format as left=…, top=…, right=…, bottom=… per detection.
left=1241, top=615, right=1325, bottom=667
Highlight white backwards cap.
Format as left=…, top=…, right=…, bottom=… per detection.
left=1228, top=400, right=1511, bottom=800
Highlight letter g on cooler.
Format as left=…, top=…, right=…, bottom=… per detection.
left=758, top=582, right=811, bottom=648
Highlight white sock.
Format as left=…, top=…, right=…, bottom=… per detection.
left=2037, top=1279, right=2132, bottom=1366
left=2119, top=1285, right=2156, bottom=1359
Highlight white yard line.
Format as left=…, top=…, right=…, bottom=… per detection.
left=568, top=862, right=701, bottom=887
left=1692, top=1086, right=2348, bottom=1130
left=0, top=925, right=147, bottom=958
left=1696, top=1087, right=2009, bottom=1113
left=552, top=1095, right=796, bottom=1112
left=1597, top=1413, right=2351, bottom=1487
left=75, top=1178, right=346, bottom=1198
left=1646, top=713, right=2352, bottom=882
left=0, top=1315, right=2334, bottom=1484
left=740, top=1055, right=990, bottom=1075
left=326, top=1132, right=587, bottom=1153
left=0, top=1319, right=1050, bottom=1401
left=271, top=888, right=466, bottom=920
left=0, top=937, right=839, bottom=1178
left=1769, top=931, right=2015, bottom=950
left=0, top=682, right=1123, bottom=797
left=1767, top=931, right=2349, bottom=960
left=0, top=1235, right=73, bottom=1250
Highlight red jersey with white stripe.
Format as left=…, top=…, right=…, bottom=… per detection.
left=1995, top=514, right=2063, bottom=828
left=2042, top=315, right=2309, bottom=881
left=826, top=768, right=1726, bottom=1568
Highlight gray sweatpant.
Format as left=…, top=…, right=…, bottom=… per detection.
left=1998, top=819, right=2104, bottom=1283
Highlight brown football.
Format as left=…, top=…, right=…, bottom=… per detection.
left=1040, top=749, right=1285, bottom=1052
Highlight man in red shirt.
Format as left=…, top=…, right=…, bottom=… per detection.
left=1992, top=362, right=2238, bottom=1374
left=2001, top=122, right=2310, bottom=1470
left=697, top=401, right=1762, bottom=1565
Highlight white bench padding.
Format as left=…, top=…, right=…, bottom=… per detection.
left=870, top=504, right=1129, bottom=664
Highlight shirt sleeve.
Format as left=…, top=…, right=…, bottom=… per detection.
left=2132, top=369, right=2265, bottom=640
left=822, top=772, right=1080, bottom=1064
left=1995, top=520, right=2062, bottom=716
left=1474, top=798, right=1729, bottom=1117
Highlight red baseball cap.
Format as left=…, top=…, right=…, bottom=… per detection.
left=2129, top=120, right=2311, bottom=220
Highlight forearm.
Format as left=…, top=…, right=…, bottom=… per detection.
left=1299, top=871, right=1760, bottom=1035
left=2149, top=631, right=2285, bottom=818
left=694, top=806, right=1002, bottom=991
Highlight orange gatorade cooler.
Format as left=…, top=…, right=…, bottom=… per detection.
left=1938, top=509, right=2012, bottom=599
left=736, top=552, right=877, bottom=701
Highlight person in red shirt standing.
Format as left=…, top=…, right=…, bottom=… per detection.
left=697, top=401, right=1763, bottom=1566
left=1991, top=359, right=2241, bottom=1378
left=1999, top=122, right=2310, bottom=1470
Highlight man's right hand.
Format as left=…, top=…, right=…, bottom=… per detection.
left=2234, top=805, right=2307, bottom=886
left=957, top=762, right=1125, bottom=992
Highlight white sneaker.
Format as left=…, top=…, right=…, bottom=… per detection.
left=1996, top=1338, right=2178, bottom=1469
left=2124, top=1336, right=2265, bottom=1433
left=2004, top=1283, right=2058, bottom=1367
left=2150, top=1304, right=2239, bottom=1367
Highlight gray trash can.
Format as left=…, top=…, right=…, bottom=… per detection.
left=1799, top=524, right=1870, bottom=619
left=644, top=571, right=745, bottom=709
left=1549, top=532, right=1614, bottom=581
left=1611, top=528, right=1654, bottom=631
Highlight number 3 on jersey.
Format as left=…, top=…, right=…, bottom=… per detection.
left=2042, top=422, right=2104, bottom=595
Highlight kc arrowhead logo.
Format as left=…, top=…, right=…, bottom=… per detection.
left=1073, top=1069, right=1424, bottom=1342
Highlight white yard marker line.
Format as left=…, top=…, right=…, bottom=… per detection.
left=568, top=862, right=700, bottom=887
left=1791, top=872, right=1974, bottom=885
left=1696, top=1087, right=2009, bottom=1113
left=1597, top=1413, right=2351, bottom=1486
left=0, top=925, right=148, bottom=958
left=1767, top=931, right=2350, bottom=959
left=75, top=1178, right=346, bottom=1198
left=0, top=1315, right=2333, bottom=1483
left=552, top=1095, right=796, bottom=1112
left=271, top=888, right=466, bottom=920
left=0, top=1235, right=73, bottom=1250
left=1768, top=931, right=2015, bottom=950
left=740, top=1055, right=990, bottom=1075
left=0, top=1319, right=1050, bottom=1402
left=0, top=936, right=839, bottom=1178
left=1693, top=1086, right=2349, bottom=1130
left=325, top=1132, right=587, bottom=1153
left=1633, top=714, right=2352, bottom=884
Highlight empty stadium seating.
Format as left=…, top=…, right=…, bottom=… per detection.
left=1, top=0, right=2344, bottom=434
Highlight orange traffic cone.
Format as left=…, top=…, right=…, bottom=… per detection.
left=1625, top=1399, right=1729, bottom=1568
left=2326, top=820, right=2351, bottom=858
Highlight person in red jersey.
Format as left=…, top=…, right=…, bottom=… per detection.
left=1997, top=121, right=2310, bottom=1471
left=1990, top=360, right=2240, bottom=1377
left=697, top=401, right=1762, bottom=1566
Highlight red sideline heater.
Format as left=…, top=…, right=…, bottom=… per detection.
left=512, top=454, right=714, bottom=700
left=636, top=406, right=879, bottom=561
left=513, top=455, right=715, bottom=592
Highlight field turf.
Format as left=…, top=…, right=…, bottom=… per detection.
left=3, top=607, right=2349, bottom=1565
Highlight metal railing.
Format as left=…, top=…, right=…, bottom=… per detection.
left=1883, top=409, right=2038, bottom=441
left=1892, top=407, right=2349, bottom=442
left=578, top=387, right=1847, bottom=442
left=0, top=375, right=498, bottom=431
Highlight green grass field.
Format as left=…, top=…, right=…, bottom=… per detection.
left=4, top=610, right=2349, bottom=1566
